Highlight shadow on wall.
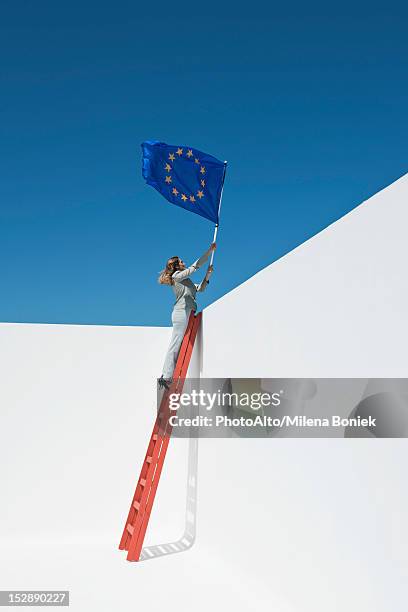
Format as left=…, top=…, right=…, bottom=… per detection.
left=345, top=380, right=408, bottom=438
left=139, top=436, right=199, bottom=562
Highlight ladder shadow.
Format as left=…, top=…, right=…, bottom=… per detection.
left=139, top=435, right=199, bottom=562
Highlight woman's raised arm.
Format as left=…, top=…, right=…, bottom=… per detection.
left=172, top=244, right=216, bottom=282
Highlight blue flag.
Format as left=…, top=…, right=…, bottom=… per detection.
left=142, top=141, right=226, bottom=224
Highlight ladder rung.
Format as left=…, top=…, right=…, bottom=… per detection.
left=126, top=523, right=134, bottom=535
left=152, top=434, right=158, bottom=441
left=140, top=479, right=146, bottom=487
left=146, top=456, right=153, bottom=464
left=133, top=500, right=140, bottom=511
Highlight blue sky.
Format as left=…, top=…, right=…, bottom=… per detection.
left=1, top=2, right=407, bottom=326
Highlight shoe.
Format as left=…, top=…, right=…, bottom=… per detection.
left=158, top=375, right=172, bottom=390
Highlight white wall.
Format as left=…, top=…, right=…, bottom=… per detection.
left=0, top=322, right=185, bottom=544
left=201, top=173, right=408, bottom=377
left=193, top=172, right=408, bottom=612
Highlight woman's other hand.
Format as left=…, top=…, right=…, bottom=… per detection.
left=210, top=242, right=216, bottom=251
left=205, top=265, right=214, bottom=282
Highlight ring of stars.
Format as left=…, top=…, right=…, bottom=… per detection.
left=164, top=147, right=206, bottom=206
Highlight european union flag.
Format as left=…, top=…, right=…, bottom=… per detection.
left=142, top=141, right=226, bottom=224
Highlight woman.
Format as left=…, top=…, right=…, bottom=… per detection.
left=158, top=242, right=216, bottom=389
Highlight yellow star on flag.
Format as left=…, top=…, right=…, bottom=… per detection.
left=187, top=149, right=193, bottom=158
left=165, top=175, right=172, bottom=184
left=165, top=163, right=172, bottom=172
left=176, top=148, right=183, bottom=156
left=200, top=179, right=205, bottom=187
left=189, top=195, right=196, bottom=203
left=197, top=190, right=204, bottom=199
left=172, top=187, right=179, bottom=196
left=169, top=153, right=175, bottom=161
left=194, top=158, right=200, bottom=164
left=181, top=193, right=187, bottom=201
left=200, top=166, right=206, bottom=174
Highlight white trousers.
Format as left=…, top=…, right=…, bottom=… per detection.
left=162, top=307, right=194, bottom=379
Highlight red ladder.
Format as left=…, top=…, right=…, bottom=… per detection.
left=119, top=310, right=202, bottom=561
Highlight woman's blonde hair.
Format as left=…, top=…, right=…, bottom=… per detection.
left=158, top=256, right=180, bottom=285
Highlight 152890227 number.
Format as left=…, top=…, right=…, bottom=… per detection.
left=1, top=591, right=69, bottom=606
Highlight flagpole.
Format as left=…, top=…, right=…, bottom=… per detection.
left=210, top=161, right=227, bottom=266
